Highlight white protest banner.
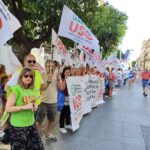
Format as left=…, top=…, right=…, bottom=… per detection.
left=0, top=45, right=22, bottom=74
left=58, top=5, right=100, bottom=51
left=52, top=28, right=69, bottom=59
left=88, top=75, right=103, bottom=107
left=0, top=0, right=21, bottom=46
left=95, top=77, right=105, bottom=105
left=89, top=75, right=104, bottom=108
left=66, top=76, right=84, bottom=131
left=66, top=75, right=105, bottom=131
left=82, top=75, right=92, bottom=114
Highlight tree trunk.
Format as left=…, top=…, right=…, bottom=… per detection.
left=13, top=27, right=52, bottom=64
left=16, top=44, right=31, bottom=65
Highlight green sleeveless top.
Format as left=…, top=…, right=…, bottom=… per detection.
left=10, top=85, right=36, bottom=127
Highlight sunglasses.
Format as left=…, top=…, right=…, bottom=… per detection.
left=27, top=60, right=36, bottom=64
left=23, top=74, right=33, bottom=79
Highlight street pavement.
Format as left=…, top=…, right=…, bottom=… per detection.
left=1, top=82, right=150, bottom=150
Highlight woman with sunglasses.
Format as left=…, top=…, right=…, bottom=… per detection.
left=5, top=67, right=44, bottom=150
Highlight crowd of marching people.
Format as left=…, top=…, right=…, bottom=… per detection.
left=103, top=66, right=140, bottom=99
left=0, top=53, right=143, bottom=150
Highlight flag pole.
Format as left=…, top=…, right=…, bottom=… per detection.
left=51, top=29, right=54, bottom=60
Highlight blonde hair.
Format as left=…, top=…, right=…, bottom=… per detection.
left=18, top=67, right=35, bottom=89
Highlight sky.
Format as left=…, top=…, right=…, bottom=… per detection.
left=106, top=0, right=150, bottom=61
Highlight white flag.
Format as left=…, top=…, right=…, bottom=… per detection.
left=106, top=54, right=118, bottom=65
left=0, top=45, right=22, bottom=74
left=58, top=5, right=100, bottom=51
left=85, top=54, right=94, bottom=66
left=0, top=0, right=21, bottom=46
left=77, top=44, right=103, bottom=69
left=77, top=44, right=93, bottom=57
left=52, top=28, right=69, bottom=59
left=79, top=51, right=85, bottom=62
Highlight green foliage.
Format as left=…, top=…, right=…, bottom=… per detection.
left=116, top=49, right=124, bottom=59
left=3, top=0, right=128, bottom=61
left=90, top=4, right=128, bottom=58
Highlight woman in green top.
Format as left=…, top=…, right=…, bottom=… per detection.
left=5, top=67, right=44, bottom=150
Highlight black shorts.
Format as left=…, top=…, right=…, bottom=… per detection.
left=37, top=103, right=57, bottom=123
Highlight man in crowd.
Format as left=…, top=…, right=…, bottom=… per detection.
left=36, top=60, right=58, bottom=142
left=5, top=54, right=52, bottom=105
left=141, top=68, right=150, bottom=97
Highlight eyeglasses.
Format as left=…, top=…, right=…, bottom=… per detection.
left=27, top=60, right=36, bottom=64
left=23, top=74, right=33, bottom=79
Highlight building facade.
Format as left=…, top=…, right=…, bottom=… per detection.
left=137, top=39, right=150, bottom=70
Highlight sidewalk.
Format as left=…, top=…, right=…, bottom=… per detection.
left=44, top=83, right=148, bottom=150
left=0, top=83, right=149, bottom=150
left=0, top=112, right=60, bottom=150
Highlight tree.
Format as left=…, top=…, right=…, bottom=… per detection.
left=3, top=0, right=127, bottom=62
left=3, top=0, right=99, bottom=62
left=132, top=61, right=136, bottom=68
left=116, top=49, right=124, bottom=59
left=89, top=3, right=128, bottom=58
